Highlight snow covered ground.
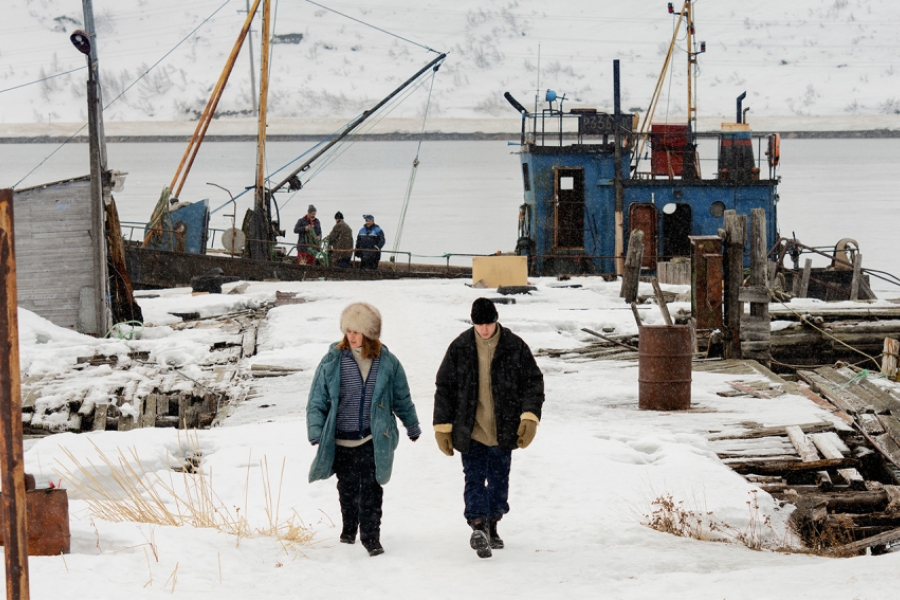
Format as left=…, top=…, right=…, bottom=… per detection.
left=4, top=0, right=900, bottom=131
left=11, top=277, right=900, bottom=598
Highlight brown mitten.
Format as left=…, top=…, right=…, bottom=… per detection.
left=435, top=431, right=454, bottom=456
left=517, top=418, right=538, bottom=449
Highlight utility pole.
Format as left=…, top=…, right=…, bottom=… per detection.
left=72, top=0, right=111, bottom=335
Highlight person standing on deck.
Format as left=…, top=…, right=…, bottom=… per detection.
left=294, top=205, right=322, bottom=265
left=355, top=214, right=385, bottom=270
left=433, top=298, right=545, bottom=559
left=326, top=211, right=354, bottom=268
left=307, top=302, right=421, bottom=557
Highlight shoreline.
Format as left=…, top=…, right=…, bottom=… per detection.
left=1, top=115, right=899, bottom=143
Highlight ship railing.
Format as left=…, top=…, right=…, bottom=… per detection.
left=521, top=110, right=635, bottom=149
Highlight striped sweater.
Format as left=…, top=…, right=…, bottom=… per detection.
left=336, top=350, right=379, bottom=439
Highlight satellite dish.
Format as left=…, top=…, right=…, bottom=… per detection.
left=221, top=228, right=246, bottom=255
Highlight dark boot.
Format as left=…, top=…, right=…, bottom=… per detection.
left=362, top=538, right=384, bottom=557
left=469, top=519, right=492, bottom=559
left=340, top=524, right=357, bottom=545
left=489, top=518, right=504, bottom=550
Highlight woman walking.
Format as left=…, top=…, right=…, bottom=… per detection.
left=307, top=302, right=421, bottom=556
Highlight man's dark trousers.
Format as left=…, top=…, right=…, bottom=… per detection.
left=461, top=440, right=512, bottom=524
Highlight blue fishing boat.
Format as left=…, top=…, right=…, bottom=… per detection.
left=506, top=1, right=779, bottom=280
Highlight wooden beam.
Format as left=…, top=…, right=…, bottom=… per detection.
left=650, top=277, right=673, bottom=326
left=850, top=253, right=862, bottom=301
left=786, top=425, right=820, bottom=462
left=0, top=188, right=31, bottom=599
left=620, top=229, right=644, bottom=304
left=799, top=258, right=812, bottom=298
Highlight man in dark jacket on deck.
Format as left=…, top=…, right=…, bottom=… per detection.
left=294, top=205, right=322, bottom=265
left=326, top=211, right=354, bottom=268
left=433, top=298, right=545, bottom=559
left=355, top=214, right=385, bottom=270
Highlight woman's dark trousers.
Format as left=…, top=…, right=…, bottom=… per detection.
left=333, top=441, right=383, bottom=544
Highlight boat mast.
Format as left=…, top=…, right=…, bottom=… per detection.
left=270, top=52, right=447, bottom=194
left=685, top=0, right=698, bottom=139
left=248, top=0, right=272, bottom=260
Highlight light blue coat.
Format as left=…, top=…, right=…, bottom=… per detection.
left=307, top=344, right=419, bottom=485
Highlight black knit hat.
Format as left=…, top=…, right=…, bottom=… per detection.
left=470, top=298, right=498, bottom=325
left=335, top=211, right=344, bottom=220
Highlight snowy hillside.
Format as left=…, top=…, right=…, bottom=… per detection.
left=3, top=0, right=900, bottom=128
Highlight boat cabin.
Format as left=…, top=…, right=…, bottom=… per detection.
left=510, top=88, right=780, bottom=277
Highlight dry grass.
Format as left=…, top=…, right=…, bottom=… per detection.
left=54, top=430, right=314, bottom=549
left=644, top=490, right=799, bottom=553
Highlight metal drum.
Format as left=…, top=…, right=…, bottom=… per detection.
left=638, top=325, right=692, bottom=411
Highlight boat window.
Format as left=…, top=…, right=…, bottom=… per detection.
left=709, top=201, right=726, bottom=218
left=522, top=163, right=531, bottom=191
left=559, top=176, right=574, bottom=190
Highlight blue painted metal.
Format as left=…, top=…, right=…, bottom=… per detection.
left=143, top=200, right=210, bottom=254
left=513, top=108, right=778, bottom=276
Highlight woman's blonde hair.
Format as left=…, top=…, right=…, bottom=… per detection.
left=337, top=334, right=382, bottom=359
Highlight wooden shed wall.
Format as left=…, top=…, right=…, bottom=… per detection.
left=13, top=178, right=98, bottom=332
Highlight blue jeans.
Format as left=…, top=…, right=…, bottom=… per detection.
left=461, top=440, right=512, bottom=524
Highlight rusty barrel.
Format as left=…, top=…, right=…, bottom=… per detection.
left=638, top=325, right=692, bottom=411
left=0, top=488, right=70, bottom=555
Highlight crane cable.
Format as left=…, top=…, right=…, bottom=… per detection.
left=392, top=64, right=439, bottom=256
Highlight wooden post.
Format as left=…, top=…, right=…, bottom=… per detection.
left=744, top=208, right=770, bottom=360
left=620, top=229, right=644, bottom=303
left=799, top=258, right=812, bottom=298
left=850, top=253, right=863, bottom=301
left=722, top=210, right=746, bottom=359
left=883, top=338, right=900, bottom=381
left=0, top=189, right=31, bottom=600
left=650, top=277, right=673, bottom=326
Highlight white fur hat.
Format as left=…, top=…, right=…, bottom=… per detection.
left=340, top=302, right=382, bottom=341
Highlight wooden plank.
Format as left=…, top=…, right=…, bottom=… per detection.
left=876, top=414, right=900, bottom=453
left=858, top=414, right=900, bottom=471
left=798, top=384, right=854, bottom=425
left=650, top=277, right=673, bottom=326
left=773, top=490, right=888, bottom=511
left=830, top=366, right=895, bottom=414
left=142, top=394, right=157, bottom=428
left=620, top=229, right=644, bottom=304
left=836, top=468, right=867, bottom=490
left=786, top=425, right=820, bottom=462
left=815, top=471, right=834, bottom=491
left=92, top=402, right=108, bottom=431
left=830, top=526, right=900, bottom=555
left=241, top=326, right=258, bottom=358
left=796, top=369, right=868, bottom=415
left=729, top=457, right=857, bottom=475
left=809, top=431, right=867, bottom=490
left=726, top=381, right=777, bottom=399
left=709, top=421, right=835, bottom=441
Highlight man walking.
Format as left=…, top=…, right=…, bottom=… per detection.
left=294, top=204, right=321, bottom=265
left=325, top=211, right=354, bottom=268
left=355, top=214, right=385, bottom=270
left=433, top=298, right=545, bottom=559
